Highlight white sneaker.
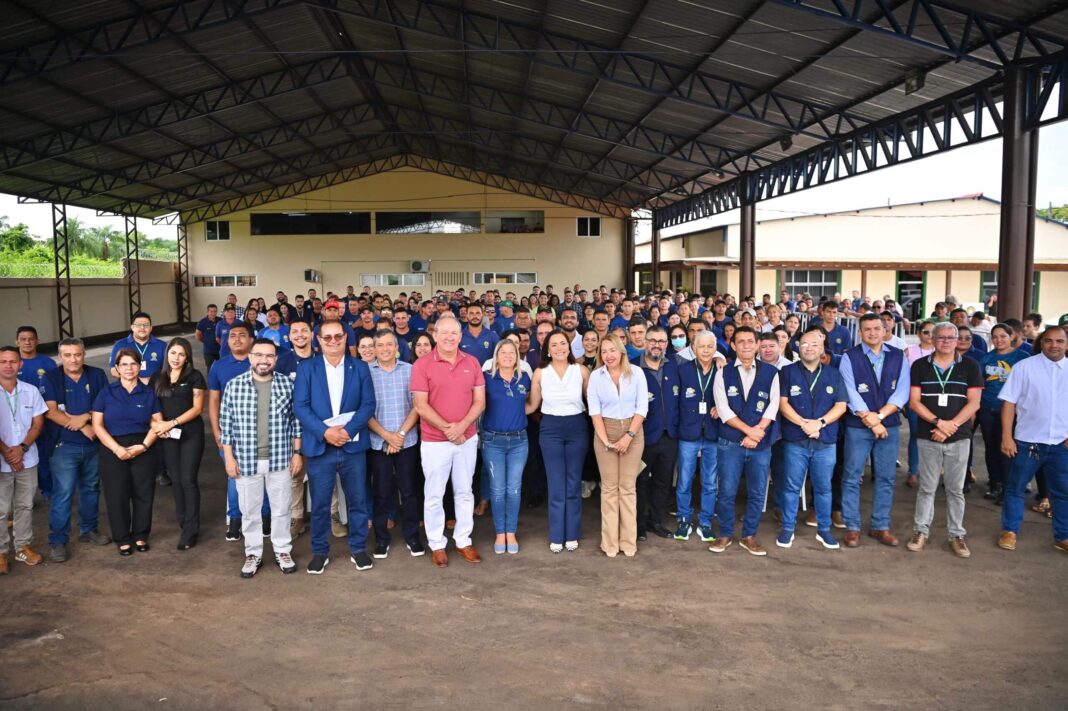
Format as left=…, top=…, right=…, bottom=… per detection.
left=565, top=540, right=579, bottom=552
left=549, top=543, right=564, bottom=554
left=240, top=555, right=262, bottom=579
left=275, top=551, right=296, bottom=574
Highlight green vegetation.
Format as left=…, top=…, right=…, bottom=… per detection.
left=0, top=215, right=177, bottom=278
left=1037, top=204, right=1068, bottom=222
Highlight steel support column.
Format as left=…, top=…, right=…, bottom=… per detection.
left=739, top=180, right=756, bottom=300
left=1023, top=128, right=1040, bottom=316
left=52, top=203, right=74, bottom=340
left=125, top=215, right=141, bottom=321
left=997, top=66, right=1038, bottom=321
left=650, top=210, right=661, bottom=293
left=624, top=217, right=636, bottom=294
left=176, top=223, right=191, bottom=324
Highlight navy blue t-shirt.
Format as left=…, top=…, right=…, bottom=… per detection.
left=196, top=317, right=221, bottom=356
left=17, top=354, right=57, bottom=396
left=92, top=381, right=161, bottom=437
left=215, top=319, right=240, bottom=357
left=43, top=367, right=109, bottom=445
left=207, top=355, right=251, bottom=392
left=460, top=327, right=500, bottom=364
left=483, top=371, right=531, bottom=433
left=109, top=335, right=168, bottom=379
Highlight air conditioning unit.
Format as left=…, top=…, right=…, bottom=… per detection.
left=303, top=269, right=322, bottom=283
left=410, top=259, right=431, bottom=273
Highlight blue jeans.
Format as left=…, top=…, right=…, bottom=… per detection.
left=782, top=441, right=836, bottom=534
left=221, top=448, right=268, bottom=520
left=482, top=431, right=529, bottom=534
left=48, top=441, right=100, bottom=545
left=676, top=438, right=718, bottom=527
left=905, top=406, right=920, bottom=475
left=841, top=426, right=900, bottom=532
left=1001, top=440, right=1068, bottom=540
left=540, top=414, right=589, bottom=544
left=716, top=438, right=772, bottom=538
left=307, top=447, right=370, bottom=556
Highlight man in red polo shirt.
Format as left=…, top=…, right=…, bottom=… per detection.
left=411, top=315, right=486, bottom=567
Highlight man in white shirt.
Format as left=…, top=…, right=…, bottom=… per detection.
left=0, top=346, right=49, bottom=572
left=996, top=326, right=1068, bottom=553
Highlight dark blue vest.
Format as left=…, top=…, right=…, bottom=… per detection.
left=843, top=345, right=903, bottom=429
left=631, top=356, right=679, bottom=445
left=779, top=361, right=842, bottom=444
left=719, top=361, right=777, bottom=450
left=677, top=359, right=719, bottom=442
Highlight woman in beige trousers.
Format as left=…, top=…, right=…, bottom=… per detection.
left=588, top=334, right=648, bottom=557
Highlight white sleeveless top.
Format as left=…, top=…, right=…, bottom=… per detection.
left=540, top=363, right=585, bottom=416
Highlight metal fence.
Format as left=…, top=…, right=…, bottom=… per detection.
left=0, top=263, right=124, bottom=279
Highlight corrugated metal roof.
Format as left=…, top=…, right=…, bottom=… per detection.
left=0, top=0, right=1065, bottom=218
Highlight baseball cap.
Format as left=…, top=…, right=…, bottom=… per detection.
left=499, top=300, right=514, bottom=309
left=1059, top=313, right=1068, bottom=326
left=740, top=308, right=757, bottom=317
left=323, top=297, right=342, bottom=309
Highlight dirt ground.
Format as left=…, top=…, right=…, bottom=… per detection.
left=0, top=343, right=1065, bottom=710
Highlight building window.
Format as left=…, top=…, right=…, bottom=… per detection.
left=250, top=212, right=371, bottom=235
left=577, top=216, right=601, bottom=238
left=473, top=272, right=537, bottom=285
left=896, top=270, right=925, bottom=322
left=359, top=273, right=427, bottom=287
left=206, top=220, right=230, bottom=241
left=980, top=271, right=1039, bottom=310
left=784, top=269, right=839, bottom=299
left=485, top=210, right=544, bottom=233
left=193, top=274, right=257, bottom=287
left=376, top=211, right=480, bottom=234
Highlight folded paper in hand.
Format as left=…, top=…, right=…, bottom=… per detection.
left=323, top=412, right=359, bottom=442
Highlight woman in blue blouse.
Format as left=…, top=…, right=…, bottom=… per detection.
left=92, top=348, right=163, bottom=555
left=482, top=340, right=531, bottom=554
left=977, top=324, right=1029, bottom=504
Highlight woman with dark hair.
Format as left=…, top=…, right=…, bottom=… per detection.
left=149, top=337, right=207, bottom=550
left=977, top=323, right=1030, bottom=504
left=411, top=332, right=435, bottom=363
left=243, top=304, right=263, bottom=334
left=527, top=329, right=590, bottom=553
left=91, top=348, right=163, bottom=555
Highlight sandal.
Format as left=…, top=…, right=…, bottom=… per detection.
left=1032, top=500, right=1052, bottom=519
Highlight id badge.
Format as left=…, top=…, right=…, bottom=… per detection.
left=141, top=360, right=148, bottom=372
left=937, top=394, right=948, bottom=408
left=699, top=401, right=708, bottom=415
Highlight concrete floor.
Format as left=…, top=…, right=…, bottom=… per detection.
left=0, top=340, right=1065, bottom=709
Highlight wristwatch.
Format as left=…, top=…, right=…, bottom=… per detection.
left=931, top=417, right=940, bottom=426
left=625, top=431, right=637, bottom=438
left=19, top=443, right=29, bottom=453
left=818, top=418, right=827, bottom=427
left=877, top=413, right=885, bottom=422
left=398, top=429, right=407, bottom=438
left=172, top=418, right=180, bottom=427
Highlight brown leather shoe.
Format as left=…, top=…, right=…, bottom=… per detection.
left=868, top=529, right=899, bottom=547
left=843, top=530, right=861, bottom=548
left=1053, top=540, right=1068, bottom=555
left=804, top=509, right=817, bottom=528
left=906, top=531, right=926, bottom=552
left=455, top=545, right=482, bottom=564
left=739, top=536, right=767, bottom=556
left=0, top=553, right=8, bottom=575
left=950, top=537, right=971, bottom=558
left=431, top=549, right=448, bottom=568
left=708, top=536, right=733, bottom=553
left=832, top=511, right=846, bottom=529
left=997, top=531, right=1017, bottom=550
left=15, top=545, right=42, bottom=566
left=906, top=474, right=918, bottom=488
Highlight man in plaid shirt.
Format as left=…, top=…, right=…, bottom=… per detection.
left=220, top=338, right=302, bottom=578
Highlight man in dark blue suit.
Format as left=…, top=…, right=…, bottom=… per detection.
left=293, top=320, right=376, bottom=575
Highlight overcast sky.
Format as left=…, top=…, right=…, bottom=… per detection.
left=2, top=121, right=1067, bottom=243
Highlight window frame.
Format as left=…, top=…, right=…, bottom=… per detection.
left=205, top=220, right=231, bottom=241
left=193, top=274, right=257, bottom=287
left=473, top=271, right=538, bottom=285
left=577, top=216, right=601, bottom=238
left=783, top=269, right=840, bottom=299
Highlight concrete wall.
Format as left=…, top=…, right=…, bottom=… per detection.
left=0, top=260, right=178, bottom=345
left=185, top=168, right=625, bottom=312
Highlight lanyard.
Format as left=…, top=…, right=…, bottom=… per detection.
left=933, top=360, right=955, bottom=393
left=696, top=363, right=715, bottom=399
left=2, top=387, right=18, bottom=434
left=132, top=339, right=149, bottom=360
left=807, top=365, right=823, bottom=394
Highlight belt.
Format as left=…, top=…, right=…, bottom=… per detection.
left=484, top=429, right=526, bottom=437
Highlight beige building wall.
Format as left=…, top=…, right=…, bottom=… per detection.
left=952, top=270, right=982, bottom=302
left=0, top=260, right=178, bottom=345
left=186, top=168, right=625, bottom=312
left=1039, top=272, right=1068, bottom=318
left=924, top=271, right=947, bottom=314
left=866, top=271, right=897, bottom=301
left=755, top=269, right=777, bottom=299
left=840, top=269, right=862, bottom=295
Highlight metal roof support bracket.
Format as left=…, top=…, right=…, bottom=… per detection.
left=125, top=215, right=141, bottom=322
left=52, top=203, right=74, bottom=340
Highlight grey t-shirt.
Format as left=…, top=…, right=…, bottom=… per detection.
left=253, top=377, right=271, bottom=460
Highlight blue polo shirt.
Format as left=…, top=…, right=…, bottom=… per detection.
left=215, top=319, right=240, bottom=357
left=109, top=335, right=167, bottom=378
left=259, top=325, right=290, bottom=349
left=482, top=371, right=531, bottom=433
left=276, top=350, right=313, bottom=379
left=196, top=317, right=221, bottom=356
left=208, top=355, right=251, bottom=393
left=824, top=323, right=853, bottom=356
left=17, top=354, right=57, bottom=396
left=491, top=315, right=516, bottom=336
left=409, top=314, right=428, bottom=332
left=460, top=327, right=500, bottom=364
left=43, top=366, right=110, bottom=445
left=91, top=380, right=161, bottom=436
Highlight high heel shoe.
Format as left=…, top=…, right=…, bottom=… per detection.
left=135, top=541, right=150, bottom=552
left=118, top=545, right=133, bottom=556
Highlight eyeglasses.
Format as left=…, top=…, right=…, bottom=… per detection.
left=320, top=334, right=346, bottom=342
left=132, top=323, right=151, bottom=329
left=798, top=342, right=822, bottom=349
left=920, top=330, right=932, bottom=336
left=250, top=352, right=277, bottom=360
left=646, top=338, right=667, bottom=344
left=935, top=336, right=958, bottom=341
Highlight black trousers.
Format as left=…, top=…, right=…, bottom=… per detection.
left=369, top=446, right=421, bottom=547
left=98, top=433, right=157, bottom=545
left=639, top=434, right=677, bottom=532
left=161, top=421, right=205, bottom=545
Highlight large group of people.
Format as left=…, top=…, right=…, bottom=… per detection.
left=1, top=283, right=1066, bottom=577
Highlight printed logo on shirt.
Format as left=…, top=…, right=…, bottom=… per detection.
left=672, top=385, right=679, bottom=397
left=517, top=384, right=528, bottom=395
left=789, top=384, right=802, bottom=397
left=150, top=352, right=158, bottom=361
left=835, top=338, right=842, bottom=344
left=891, top=379, right=897, bottom=390
left=647, top=392, right=655, bottom=401
left=727, top=385, right=739, bottom=397
left=858, top=383, right=869, bottom=393
left=825, top=385, right=834, bottom=394
left=756, top=400, right=766, bottom=412
left=684, top=387, right=696, bottom=398
left=757, top=391, right=769, bottom=399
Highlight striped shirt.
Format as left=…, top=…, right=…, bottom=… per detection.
left=219, top=372, right=300, bottom=474
left=368, top=359, right=418, bottom=451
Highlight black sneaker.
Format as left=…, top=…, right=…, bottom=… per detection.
left=156, top=474, right=172, bottom=487
left=225, top=518, right=242, bottom=542
left=351, top=551, right=374, bottom=570
left=307, top=555, right=329, bottom=575
left=406, top=540, right=425, bottom=557
left=650, top=525, right=673, bottom=539
left=373, top=541, right=390, bottom=559
left=262, top=518, right=271, bottom=537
